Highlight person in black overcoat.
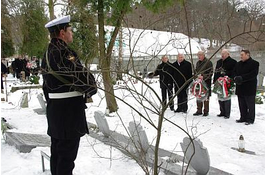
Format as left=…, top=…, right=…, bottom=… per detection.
left=213, top=49, right=237, bottom=119
left=14, top=57, right=23, bottom=79
left=193, top=51, right=213, bottom=116
left=41, top=15, right=97, bottom=175
left=149, top=56, right=174, bottom=110
left=173, top=54, right=192, bottom=113
left=234, top=50, right=259, bottom=125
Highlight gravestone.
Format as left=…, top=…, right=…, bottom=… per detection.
left=20, top=92, right=29, bottom=108
left=33, top=93, right=46, bottom=114
left=180, top=137, right=210, bottom=175
left=128, top=121, right=149, bottom=153
left=5, top=132, right=50, bottom=153
left=94, top=111, right=111, bottom=137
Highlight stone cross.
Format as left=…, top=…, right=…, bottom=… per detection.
left=128, top=121, right=149, bottom=153
left=180, top=137, right=210, bottom=175
left=94, top=111, right=111, bottom=137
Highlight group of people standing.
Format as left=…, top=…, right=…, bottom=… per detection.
left=151, top=49, right=259, bottom=125
left=11, top=56, right=40, bottom=79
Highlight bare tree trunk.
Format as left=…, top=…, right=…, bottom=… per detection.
left=98, top=0, right=118, bottom=113
left=117, top=27, right=123, bottom=80
left=48, top=0, right=55, bottom=20
left=209, top=37, right=213, bottom=49
left=153, top=111, right=165, bottom=175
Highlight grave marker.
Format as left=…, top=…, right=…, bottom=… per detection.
left=94, top=111, right=111, bottom=137
left=128, top=121, right=149, bottom=153
left=33, top=93, right=46, bottom=114
left=181, top=137, right=210, bottom=175
left=20, top=92, right=28, bottom=108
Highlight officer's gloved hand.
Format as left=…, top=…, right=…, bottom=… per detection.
left=234, top=76, right=243, bottom=85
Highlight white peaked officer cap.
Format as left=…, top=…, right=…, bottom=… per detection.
left=45, top=15, right=71, bottom=33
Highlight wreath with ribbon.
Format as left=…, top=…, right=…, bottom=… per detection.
left=189, top=77, right=209, bottom=101
left=213, top=76, right=235, bottom=101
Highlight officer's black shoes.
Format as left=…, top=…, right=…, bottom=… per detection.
left=203, top=113, right=209, bottom=117
left=245, top=122, right=253, bottom=125
left=236, top=119, right=245, bottom=123
left=193, top=111, right=202, bottom=116
left=174, top=108, right=182, bottom=113
left=170, top=108, right=174, bottom=111
left=217, top=114, right=224, bottom=117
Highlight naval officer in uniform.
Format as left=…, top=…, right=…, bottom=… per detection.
left=41, top=15, right=97, bottom=175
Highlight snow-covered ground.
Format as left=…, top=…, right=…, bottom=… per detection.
left=1, top=74, right=265, bottom=175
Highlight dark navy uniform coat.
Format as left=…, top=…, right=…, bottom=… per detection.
left=41, top=38, right=97, bottom=139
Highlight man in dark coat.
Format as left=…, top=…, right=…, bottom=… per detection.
left=213, top=49, right=237, bottom=119
left=14, top=57, right=23, bottom=79
left=193, top=51, right=213, bottom=116
left=149, top=56, right=174, bottom=110
left=234, top=50, right=259, bottom=125
left=41, top=15, right=97, bottom=175
left=173, top=54, right=192, bottom=113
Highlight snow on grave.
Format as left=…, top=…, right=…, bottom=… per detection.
left=88, top=117, right=230, bottom=175
left=10, top=84, right=42, bottom=92
left=5, top=131, right=50, bottom=153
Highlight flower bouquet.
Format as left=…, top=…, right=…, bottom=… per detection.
left=188, top=77, right=209, bottom=101
left=213, top=76, right=235, bottom=101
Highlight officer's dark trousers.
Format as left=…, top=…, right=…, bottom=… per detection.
left=218, top=99, right=231, bottom=117
left=177, top=89, right=188, bottom=112
left=50, top=137, right=80, bottom=175
left=237, top=95, right=255, bottom=123
left=161, top=86, right=174, bottom=109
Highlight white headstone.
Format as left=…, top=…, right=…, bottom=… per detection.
left=180, top=137, right=210, bottom=175
left=94, top=111, right=110, bottom=137
left=128, top=121, right=149, bottom=153
left=37, top=94, right=46, bottom=110
left=20, top=92, right=28, bottom=108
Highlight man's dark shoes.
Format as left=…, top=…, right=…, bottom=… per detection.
left=174, top=108, right=181, bottom=113
left=236, top=119, right=245, bottom=123
left=217, top=114, right=224, bottom=117
left=203, top=113, right=209, bottom=117
left=170, top=108, right=174, bottom=111
left=245, top=122, right=253, bottom=125
left=193, top=111, right=202, bottom=116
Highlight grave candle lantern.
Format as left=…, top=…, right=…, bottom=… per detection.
left=238, top=135, right=245, bottom=152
